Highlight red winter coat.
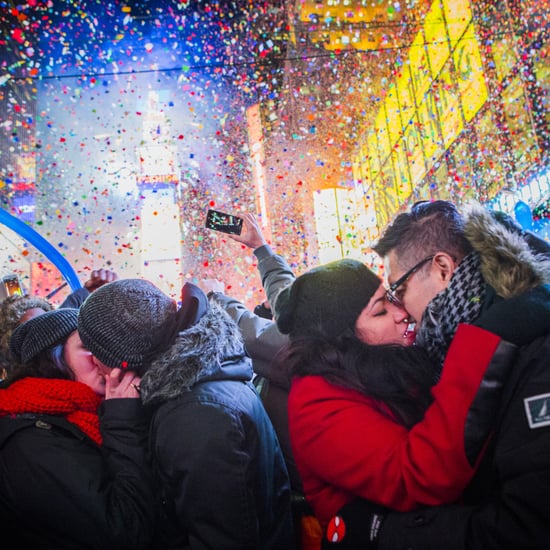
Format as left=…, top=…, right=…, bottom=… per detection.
left=288, top=323, right=515, bottom=524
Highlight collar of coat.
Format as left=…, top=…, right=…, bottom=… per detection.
left=139, top=301, right=252, bottom=406
left=464, top=202, right=550, bottom=299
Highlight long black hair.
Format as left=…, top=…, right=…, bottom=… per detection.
left=278, top=335, right=436, bottom=428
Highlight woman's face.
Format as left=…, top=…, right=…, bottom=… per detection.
left=63, top=331, right=111, bottom=396
left=355, top=284, right=416, bottom=346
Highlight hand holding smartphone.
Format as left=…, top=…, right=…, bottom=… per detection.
left=205, top=209, right=243, bottom=235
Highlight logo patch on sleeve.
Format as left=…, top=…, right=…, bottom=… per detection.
left=524, top=393, right=550, bottom=429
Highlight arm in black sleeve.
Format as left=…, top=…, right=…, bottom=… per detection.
left=378, top=334, right=550, bottom=550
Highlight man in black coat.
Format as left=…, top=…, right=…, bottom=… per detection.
left=324, top=201, right=550, bottom=550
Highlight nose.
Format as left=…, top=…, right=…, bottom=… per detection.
left=91, top=355, right=110, bottom=372
left=389, top=302, right=409, bottom=324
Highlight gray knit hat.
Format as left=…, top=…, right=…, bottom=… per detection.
left=77, top=279, right=209, bottom=372
left=9, top=308, right=79, bottom=362
left=276, top=259, right=381, bottom=341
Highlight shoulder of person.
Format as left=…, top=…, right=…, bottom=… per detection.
left=0, top=413, right=86, bottom=446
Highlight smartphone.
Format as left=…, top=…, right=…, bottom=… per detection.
left=1, top=274, right=23, bottom=299
left=205, top=209, right=243, bottom=235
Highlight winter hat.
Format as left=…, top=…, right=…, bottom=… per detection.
left=78, top=279, right=209, bottom=371
left=10, top=308, right=79, bottom=362
left=276, top=259, right=381, bottom=341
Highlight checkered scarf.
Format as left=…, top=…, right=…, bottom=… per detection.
left=416, top=253, right=486, bottom=375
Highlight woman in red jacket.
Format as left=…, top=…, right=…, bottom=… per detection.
left=274, top=259, right=515, bottom=528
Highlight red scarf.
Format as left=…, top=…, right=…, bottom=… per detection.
left=0, top=377, right=103, bottom=445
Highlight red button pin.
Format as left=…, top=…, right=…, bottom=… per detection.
left=326, top=514, right=346, bottom=543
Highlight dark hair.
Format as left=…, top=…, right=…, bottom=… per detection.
left=373, top=200, right=473, bottom=269
left=0, top=344, right=74, bottom=388
left=279, top=335, right=435, bottom=428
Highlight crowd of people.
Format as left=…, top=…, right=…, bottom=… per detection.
left=0, top=199, right=549, bottom=549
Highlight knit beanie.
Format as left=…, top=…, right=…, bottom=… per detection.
left=276, top=259, right=381, bottom=341
left=77, top=279, right=208, bottom=371
left=10, top=308, right=79, bottom=362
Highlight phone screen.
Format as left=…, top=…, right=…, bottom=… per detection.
left=3, top=275, right=23, bottom=297
left=205, top=209, right=243, bottom=235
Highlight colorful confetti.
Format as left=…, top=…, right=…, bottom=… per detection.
left=0, top=0, right=548, bottom=307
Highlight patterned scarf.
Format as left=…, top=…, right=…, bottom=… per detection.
left=416, top=252, right=486, bottom=375
left=0, top=377, right=103, bottom=445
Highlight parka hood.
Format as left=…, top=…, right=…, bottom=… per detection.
left=139, top=301, right=252, bottom=406
left=464, top=202, right=550, bottom=299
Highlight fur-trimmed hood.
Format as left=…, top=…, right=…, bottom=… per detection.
left=464, top=203, right=550, bottom=299
left=139, top=301, right=252, bottom=406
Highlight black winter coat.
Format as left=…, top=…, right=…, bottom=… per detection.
left=139, top=301, right=294, bottom=550
left=377, top=206, right=550, bottom=549
left=0, top=399, right=156, bottom=549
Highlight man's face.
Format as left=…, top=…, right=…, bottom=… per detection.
left=384, top=250, right=450, bottom=324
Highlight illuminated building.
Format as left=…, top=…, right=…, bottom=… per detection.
left=0, top=1, right=548, bottom=303
left=286, top=0, right=549, bottom=251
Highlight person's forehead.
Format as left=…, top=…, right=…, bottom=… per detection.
left=359, top=283, right=385, bottom=313
left=18, top=307, right=48, bottom=325
left=370, top=283, right=386, bottom=301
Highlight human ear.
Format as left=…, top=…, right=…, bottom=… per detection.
left=432, top=252, right=457, bottom=284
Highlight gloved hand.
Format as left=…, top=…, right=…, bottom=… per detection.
left=321, top=498, right=388, bottom=549
left=475, top=285, right=550, bottom=346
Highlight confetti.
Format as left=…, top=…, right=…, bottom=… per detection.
left=0, top=0, right=548, bottom=308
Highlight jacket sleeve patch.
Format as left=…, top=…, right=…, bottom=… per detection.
left=524, top=393, right=550, bottom=429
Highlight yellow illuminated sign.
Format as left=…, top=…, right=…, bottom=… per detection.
left=443, top=0, right=472, bottom=46
left=362, top=0, right=489, bottom=220
left=385, top=84, right=403, bottom=146
left=294, top=1, right=405, bottom=52
left=403, top=119, right=427, bottom=185
left=367, top=130, right=381, bottom=182
left=425, top=0, right=450, bottom=79
left=435, top=61, right=464, bottom=148
left=453, top=23, right=488, bottom=122
left=378, top=170, right=401, bottom=220
left=357, top=141, right=372, bottom=190
left=409, top=31, right=431, bottom=104
left=417, top=93, right=442, bottom=164
left=393, top=144, right=413, bottom=200
left=375, top=108, right=391, bottom=165
left=396, top=62, right=416, bottom=127
left=373, top=175, right=396, bottom=229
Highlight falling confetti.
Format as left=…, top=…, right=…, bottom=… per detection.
left=0, top=0, right=548, bottom=307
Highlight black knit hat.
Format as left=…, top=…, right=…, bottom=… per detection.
left=77, top=279, right=209, bottom=371
left=276, top=259, right=381, bottom=341
left=9, top=308, right=79, bottom=362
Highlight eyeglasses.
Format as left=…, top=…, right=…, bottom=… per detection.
left=385, top=255, right=434, bottom=307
